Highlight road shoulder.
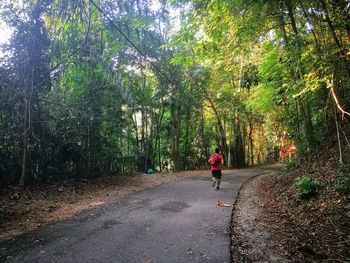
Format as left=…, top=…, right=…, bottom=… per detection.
left=0, top=170, right=205, bottom=240
left=231, top=172, right=290, bottom=263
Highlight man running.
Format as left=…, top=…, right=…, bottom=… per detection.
left=208, top=147, right=224, bottom=190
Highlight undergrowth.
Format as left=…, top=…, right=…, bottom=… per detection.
left=282, top=155, right=301, bottom=172
left=335, top=163, right=350, bottom=194
left=294, top=175, right=321, bottom=201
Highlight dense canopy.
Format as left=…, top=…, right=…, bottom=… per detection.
left=0, top=0, right=349, bottom=186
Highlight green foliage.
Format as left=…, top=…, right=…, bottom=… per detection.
left=1, top=0, right=349, bottom=185
left=0, top=0, right=183, bottom=184
left=335, top=164, right=350, bottom=194
left=294, top=175, right=321, bottom=201
left=283, top=156, right=301, bottom=171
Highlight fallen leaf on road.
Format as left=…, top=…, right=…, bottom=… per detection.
left=216, top=200, right=231, bottom=207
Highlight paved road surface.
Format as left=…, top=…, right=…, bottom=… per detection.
left=1, top=167, right=274, bottom=263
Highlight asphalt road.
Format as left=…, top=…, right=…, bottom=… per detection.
left=1, top=167, right=272, bottom=263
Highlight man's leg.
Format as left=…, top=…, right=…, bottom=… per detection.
left=211, top=171, right=216, bottom=187
left=212, top=177, right=216, bottom=187
left=216, top=171, right=222, bottom=189
left=216, top=179, right=221, bottom=188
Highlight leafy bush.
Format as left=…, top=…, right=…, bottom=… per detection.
left=284, top=156, right=301, bottom=171
left=294, top=175, right=320, bottom=200
left=335, top=164, right=350, bottom=194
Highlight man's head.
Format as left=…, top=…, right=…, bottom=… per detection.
left=215, top=147, right=220, bottom=154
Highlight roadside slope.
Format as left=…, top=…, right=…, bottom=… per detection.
left=231, top=148, right=350, bottom=262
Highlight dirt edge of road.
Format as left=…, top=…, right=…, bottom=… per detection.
left=0, top=170, right=206, bottom=241
left=231, top=172, right=289, bottom=263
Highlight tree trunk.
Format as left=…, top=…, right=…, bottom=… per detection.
left=278, top=1, right=289, bottom=46
left=282, top=0, right=316, bottom=150
left=200, top=109, right=209, bottom=162
left=234, top=111, right=245, bottom=167
left=320, top=0, right=342, bottom=50
left=152, top=107, right=164, bottom=171
left=206, top=94, right=228, bottom=159
left=249, top=118, right=254, bottom=166
left=19, top=96, right=29, bottom=186
left=285, top=0, right=298, bottom=35
left=171, top=102, right=181, bottom=171
left=227, top=115, right=233, bottom=167
left=183, top=98, right=192, bottom=170
left=300, top=99, right=316, bottom=149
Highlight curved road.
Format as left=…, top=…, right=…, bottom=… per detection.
left=1, top=167, right=274, bottom=263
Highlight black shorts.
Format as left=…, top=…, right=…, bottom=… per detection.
left=211, top=170, right=222, bottom=179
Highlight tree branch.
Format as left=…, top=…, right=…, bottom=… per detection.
left=331, top=87, right=350, bottom=119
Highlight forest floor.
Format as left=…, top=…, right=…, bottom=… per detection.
left=0, top=170, right=204, bottom=240
left=232, top=147, right=350, bottom=262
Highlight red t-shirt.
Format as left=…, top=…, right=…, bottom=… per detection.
left=209, top=153, right=224, bottom=171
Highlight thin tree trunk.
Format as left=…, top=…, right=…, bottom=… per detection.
left=20, top=69, right=34, bottom=186
left=249, top=118, right=254, bottom=166
left=132, top=110, right=140, bottom=147
left=180, top=76, right=194, bottom=170
left=234, top=111, right=245, bottom=167
left=200, top=108, right=209, bottom=162
left=334, top=113, right=344, bottom=164
left=153, top=107, right=164, bottom=171
left=285, top=0, right=298, bottom=35
left=320, top=0, right=343, bottom=50
left=284, top=1, right=316, bottom=149
left=158, top=135, right=161, bottom=171
left=206, top=93, right=228, bottom=159
left=141, top=75, right=146, bottom=171
left=19, top=96, right=28, bottom=186
left=299, top=1, right=320, bottom=52
left=228, top=115, right=233, bottom=167
left=301, top=99, right=316, bottom=148
left=278, top=1, right=288, bottom=46
left=127, top=127, right=130, bottom=172
left=171, top=102, right=181, bottom=171
left=144, top=107, right=148, bottom=172
left=183, top=97, right=192, bottom=170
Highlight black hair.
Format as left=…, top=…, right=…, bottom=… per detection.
left=215, top=147, right=220, bottom=154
